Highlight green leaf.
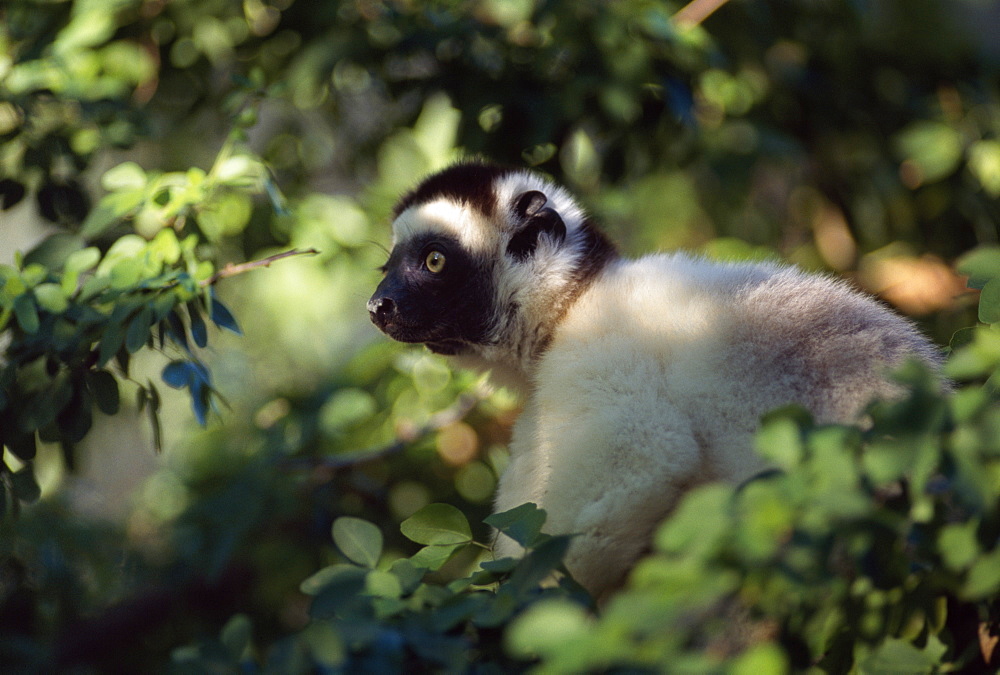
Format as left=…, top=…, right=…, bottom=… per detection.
left=300, top=564, right=359, bottom=595
left=80, top=202, right=124, bottom=239
left=13, top=294, right=39, bottom=334
left=98, top=320, right=125, bottom=367
left=61, top=246, right=101, bottom=295
left=57, top=390, right=92, bottom=443
left=301, top=622, right=345, bottom=668
left=400, top=503, right=473, bottom=546
left=23, top=233, right=84, bottom=269
left=938, top=520, right=979, bottom=572
left=388, top=558, right=424, bottom=595
left=365, top=569, right=402, bottom=599
left=484, top=503, right=547, bottom=549
left=655, top=484, right=734, bottom=559
left=332, top=517, right=383, bottom=568
left=197, top=191, right=253, bottom=241
left=102, top=161, right=147, bottom=191
left=86, top=370, right=120, bottom=416
left=956, top=246, right=1000, bottom=290
left=409, top=544, right=462, bottom=571
left=34, top=283, right=68, bottom=313
left=729, top=643, right=790, bottom=675
left=162, top=360, right=193, bottom=388
left=895, top=121, right=963, bottom=183
left=505, top=598, right=591, bottom=660
left=755, top=412, right=804, bottom=469
left=220, top=614, right=252, bottom=660
left=188, top=301, right=207, bottom=348
left=209, top=297, right=242, bottom=335
left=979, top=278, right=1000, bottom=325
left=969, top=139, right=1000, bottom=197
left=963, top=548, right=1000, bottom=599
left=125, top=307, right=152, bottom=353
left=859, top=636, right=947, bottom=674
left=506, top=536, right=572, bottom=594
left=307, top=566, right=368, bottom=619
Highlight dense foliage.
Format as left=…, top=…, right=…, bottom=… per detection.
left=2, top=0, right=999, bottom=672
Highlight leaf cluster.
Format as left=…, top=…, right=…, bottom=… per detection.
left=0, top=224, right=244, bottom=514
left=172, top=502, right=587, bottom=673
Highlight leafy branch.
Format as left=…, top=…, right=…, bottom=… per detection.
left=282, top=386, right=489, bottom=473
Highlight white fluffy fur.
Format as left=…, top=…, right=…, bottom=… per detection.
left=490, top=253, right=941, bottom=599
left=383, top=168, right=942, bottom=601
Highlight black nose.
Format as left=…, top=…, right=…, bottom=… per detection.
left=368, top=296, right=396, bottom=328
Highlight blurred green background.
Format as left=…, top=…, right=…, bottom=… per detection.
left=1, top=0, right=997, bottom=669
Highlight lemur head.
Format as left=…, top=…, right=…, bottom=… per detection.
left=368, top=161, right=617, bottom=373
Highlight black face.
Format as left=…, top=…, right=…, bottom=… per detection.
left=367, top=233, right=496, bottom=355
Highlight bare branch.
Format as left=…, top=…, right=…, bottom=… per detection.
left=674, top=0, right=731, bottom=28
left=200, top=248, right=320, bottom=287
left=282, top=388, right=488, bottom=472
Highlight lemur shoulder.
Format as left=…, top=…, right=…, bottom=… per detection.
left=368, top=161, right=944, bottom=600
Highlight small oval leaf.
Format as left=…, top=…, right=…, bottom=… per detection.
left=125, top=307, right=152, bottom=353
left=209, top=297, right=242, bottom=335
left=87, top=370, right=120, bottom=416
left=162, top=360, right=190, bottom=388
left=188, top=302, right=207, bottom=348
left=400, top=503, right=472, bottom=546
left=332, top=517, right=383, bottom=568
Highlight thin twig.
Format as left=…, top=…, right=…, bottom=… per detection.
left=282, top=388, right=488, bottom=472
left=673, top=0, right=731, bottom=27
left=200, top=248, right=320, bottom=287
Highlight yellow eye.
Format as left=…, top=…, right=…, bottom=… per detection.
left=425, top=250, right=446, bottom=273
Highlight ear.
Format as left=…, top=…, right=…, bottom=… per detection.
left=507, top=191, right=567, bottom=261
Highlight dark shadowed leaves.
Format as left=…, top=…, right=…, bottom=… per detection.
left=484, top=502, right=547, bottom=549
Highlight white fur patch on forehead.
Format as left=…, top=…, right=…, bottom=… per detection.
left=391, top=198, right=500, bottom=252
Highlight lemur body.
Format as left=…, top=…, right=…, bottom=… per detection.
left=368, top=162, right=943, bottom=599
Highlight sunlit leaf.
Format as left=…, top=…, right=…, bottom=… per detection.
left=979, top=278, right=1000, bottom=325
left=969, top=139, right=1000, bottom=197
left=938, top=520, right=979, bottom=572
left=729, top=643, right=791, bottom=675
left=963, top=548, right=1000, bottom=599
left=365, top=569, right=402, bottom=599
left=409, top=544, right=462, bottom=571
left=955, top=246, right=1000, bottom=288
left=895, top=121, right=963, bottom=184
left=505, top=598, right=591, bottom=659
left=102, top=161, right=147, bottom=191
left=33, top=283, right=68, bottom=313
left=332, top=517, right=383, bottom=568
left=80, top=202, right=125, bottom=239
left=400, top=503, right=472, bottom=546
